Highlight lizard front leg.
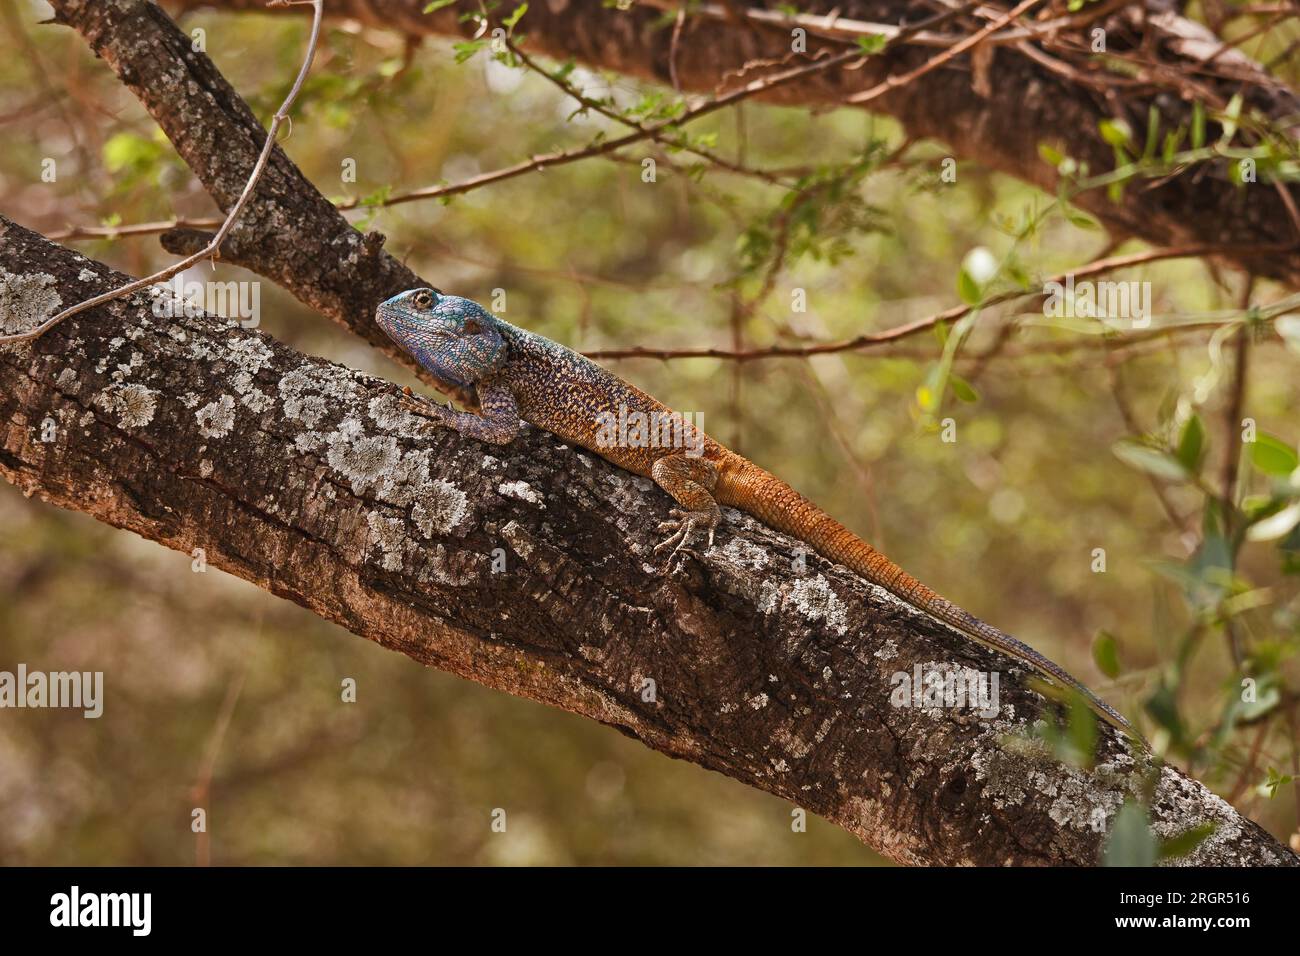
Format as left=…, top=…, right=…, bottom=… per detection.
left=651, top=454, right=721, bottom=559
left=400, top=379, right=521, bottom=445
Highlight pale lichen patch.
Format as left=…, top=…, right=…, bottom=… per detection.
left=195, top=395, right=236, bottom=438
left=0, top=268, right=61, bottom=337
left=240, top=388, right=273, bottom=413
left=498, top=479, right=543, bottom=506
left=115, top=383, right=157, bottom=429
left=327, top=431, right=400, bottom=495
left=411, top=479, right=469, bottom=537
left=785, top=574, right=849, bottom=634
left=377, top=448, right=432, bottom=507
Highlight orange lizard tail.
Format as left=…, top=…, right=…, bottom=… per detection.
left=714, top=454, right=1144, bottom=745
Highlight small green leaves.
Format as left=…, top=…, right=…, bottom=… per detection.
left=1099, top=118, right=1133, bottom=149
left=949, top=374, right=978, bottom=404
left=1104, top=802, right=1157, bottom=867
left=1158, top=822, right=1216, bottom=861
left=1259, top=767, right=1297, bottom=799
left=1175, top=414, right=1205, bottom=474
left=1113, top=439, right=1188, bottom=482
left=1217, top=93, right=1243, bottom=147
left=1092, top=630, right=1121, bottom=680
left=856, top=34, right=889, bottom=55
left=1250, top=432, right=1299, bottom=476
left=453, top=39, right=487, bottom=63
left=1191, top=101, right=1206, bottom=149
left=551, top=57, right=577, bottom=82
left=103, top=132, right=166, bottom=178
left=352, top=184, right=393, bottom=231
left=423, top=0, right=457, bottom=11
left=503, top=2, right=529, bottom=30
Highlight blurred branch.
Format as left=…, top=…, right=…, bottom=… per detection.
left=166, top=0, right=1300, bottom=287
left=585, top=244, right=1296, bottom=362
left=2, top=215, right=1296, bottom=866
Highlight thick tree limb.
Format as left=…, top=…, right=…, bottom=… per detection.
left=166, top=0, right=1300, bottom=288
left=1, top=217, right=1296, bottom=865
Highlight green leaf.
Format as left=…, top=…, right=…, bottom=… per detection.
left=1112, top=440, right=1189, bottom=482
left=1092, top=631, right=1122, bottom=680
left=1258, top=767, right=1296, bottom=799
left=1104, top=802, right=1157, bottom=867
left=1218, top=93, right=1243, bottom=146
left=1099, top=118, right=1133, bottom=148
left=949, top=374, right=978, bottom=403
left=1250, top=432, right=1299, bottom=476
left=502, top=2, right=529, bottom=30
left=1038, top=142, right=1065, bottom=167
left=551, top=57, right=577, bottom=82
left=102, top=132, right=164, bottom=176
left=957, top=267, right=982, bottom=306
left=1142, top=105, right=1160, bottom=161
left=1067, top=694, right=1099, bottom=769
left=1175, top=414, right=1205, bottom=473
left=1191, top=101, right=1206, bottom=149
left=452, top=39, right=487, bottom=63
left=1158, top=822, right=1216, bottom=861
left=855, top=34, right=889, bottom=55
left=423, top=0, right=457, bottom=11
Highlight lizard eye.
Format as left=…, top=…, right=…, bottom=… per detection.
left=412, top=289, right=434, bottom=311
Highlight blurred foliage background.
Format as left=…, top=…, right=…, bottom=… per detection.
left=1, top=0, right=1298, bottom=863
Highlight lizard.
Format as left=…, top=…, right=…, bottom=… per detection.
left=376, top=286, right=1147, bottom=747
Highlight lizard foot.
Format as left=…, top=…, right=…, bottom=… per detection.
left=397, top=393, right=451, bottom=425
left=653, top=508, right=718, bottom=563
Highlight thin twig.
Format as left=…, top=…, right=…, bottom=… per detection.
left=585, top=243, right=1296, bottom=361
left=0, top=0, right=324, bottom=346
left=845, top=0, right=1043, bottom=105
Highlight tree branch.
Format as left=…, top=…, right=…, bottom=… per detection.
left=166, top=0, right=1300, bottom=288
left=2, top=214, right=1295, bottom=865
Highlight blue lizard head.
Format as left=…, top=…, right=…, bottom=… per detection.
left=377, top=288, right=508, bottom=391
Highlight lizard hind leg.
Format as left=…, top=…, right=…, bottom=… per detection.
left=650, top=454, right=721, bottom=560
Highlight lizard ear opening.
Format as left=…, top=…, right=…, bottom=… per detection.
left=463, top=318, right=483, bottom=335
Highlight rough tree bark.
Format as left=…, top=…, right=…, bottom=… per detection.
left=3, top=0, right=1296, bottom=864
left=2, top=215, right=1296, bottom=865
left=168, top=0, right=1300, bottom=288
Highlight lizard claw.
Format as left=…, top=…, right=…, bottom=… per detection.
left=653, top=509, right=719, bottom=563
left=398, top=394, right=449, bottom=425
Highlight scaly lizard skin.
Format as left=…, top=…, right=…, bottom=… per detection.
left=377, top=287, right=1145, bottom=746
